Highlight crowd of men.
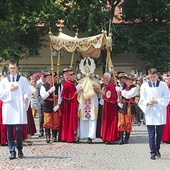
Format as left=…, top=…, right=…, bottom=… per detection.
left=0, top=61, right=170, bottom=161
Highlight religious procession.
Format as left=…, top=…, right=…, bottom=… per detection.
left=0, top=55, right=170, bottom=162
left=1, top=1, right=170, bottom=170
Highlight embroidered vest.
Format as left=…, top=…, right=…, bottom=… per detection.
left=42, top=82, right=61, bottom=113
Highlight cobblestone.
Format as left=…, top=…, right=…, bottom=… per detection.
left=0, top=118, right=170, bottom=170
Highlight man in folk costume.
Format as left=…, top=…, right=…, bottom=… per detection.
left=40, top=72, right=62, bottom=143
left=117, top=74, right=138, bottom=145
left=0, top=62, right=31, bottom=159
left=77, top=58, right=100, bottom=144
left=96, top=72, right=119, bottom=144
left=115, top=73, right=127, bottom=109
left=138, top=68, right=170, bottom=160
left=59, top=70, right=81, bottom=143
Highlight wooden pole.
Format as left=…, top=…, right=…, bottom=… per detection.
left=70, top=52, right=75, bottom=69
left=70, top=28, right=79, bottom=69
left=49, top=28, right=56, bottom=106
left=56, top=50, right=61, bottom=84
left=106, top=49, right=117, bottom=86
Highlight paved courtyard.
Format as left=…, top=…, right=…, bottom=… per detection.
left=0, top=117, right=170, bottom=170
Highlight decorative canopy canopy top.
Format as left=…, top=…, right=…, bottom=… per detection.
left=49, top=32, right=112, bottom=58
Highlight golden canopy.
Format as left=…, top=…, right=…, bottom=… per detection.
left=49, top=32, right=112, bottom=58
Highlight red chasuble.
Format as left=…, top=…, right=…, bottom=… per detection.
left=101, top=82, right=119, bottom=142
left=59, top=80, right=78, bottom=143
left=162, top=83, right=170, bottom=143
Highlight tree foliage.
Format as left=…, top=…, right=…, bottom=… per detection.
left=0, top=0, right=118, bottom=64
left=60, top=0, right=110, bottom=36
left=1, top=0, right=169, bottom=73
left=118, top=0, right=170, bottom=72
left=0, top=0, right=63, bottom=63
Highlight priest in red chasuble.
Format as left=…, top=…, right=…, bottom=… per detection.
left=59, top=70, right=82, bottom=143
left=96, top=72, right=119, bottom=144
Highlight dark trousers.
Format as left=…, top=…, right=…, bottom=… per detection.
left=39, top=105, right=44, bottom=134
left=147, top=125, right=164, bottom=156
left=6, top=124, right=22, bottom=153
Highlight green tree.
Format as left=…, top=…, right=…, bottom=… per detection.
left=0, top=0, right=121, bottom=65
left=119, top=0, right=170, bottom=72
left=0, top=0, right=63, bottom=63
left=60, top=0, right=110, bottom=36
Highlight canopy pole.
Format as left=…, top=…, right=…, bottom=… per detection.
left=49, top=28, right=56, bottom=106
left=70, top=28, right=79, bottom=69
left=70, top=52, right=75, bottom=69
left=56, top=50, right=61, bottom=84
left=107, top=49, right=117, bottom=86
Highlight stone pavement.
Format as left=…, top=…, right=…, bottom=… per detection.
left=0, top=117, right=170, bottom=170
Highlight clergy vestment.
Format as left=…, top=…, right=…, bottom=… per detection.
left=77, top=83, right=98, bottom=139
left=0, top=75, right=31, bottom=125
left=59, top=80, right=78, bottom=143
left=138, top=81, right=170, bottom=126
left=138, top=80, right=170, bottom=157
left=101, top=82, right=119, bottom=142
left=0, top=74, right=31, bottom=155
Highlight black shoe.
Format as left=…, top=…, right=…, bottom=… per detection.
left=124, top=140, right=128, bottom=144
left=156, top=151, right=161, bottom=158
left=39, top=133, right=44, bottom=138
left=18, top=151, right=24, bottom=159
left=151, top=155, right=156, bottom=160
left=46, top=137, right=50, bottom=143
left=1, top=143, right=8, bottom=146
left=74, top=137, right=79, bottom=143
left=87, top=138, right=92, bottom=144
left=137, top=122, right=141, bottom=126
left=52, top=137, right=57, bottom=142
left=9, top=152, right=16, bottom=160
left=119, top=140, right=124, bottom=145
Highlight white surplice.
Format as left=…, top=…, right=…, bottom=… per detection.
left=138, top=81, right=170, bottom=125
left=77, top=83, right=98, bottom=139
left=0, top=76, right=31, bottom=125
